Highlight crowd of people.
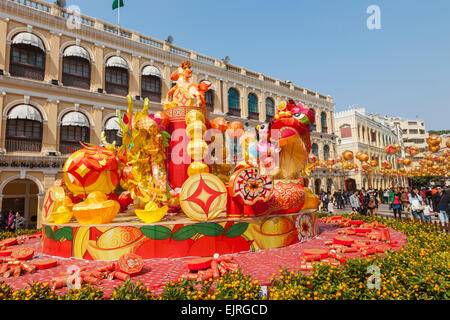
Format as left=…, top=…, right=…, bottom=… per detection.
left=0, top=210, right=26, bottom=232
left=318, top=185, right=450, bottom=226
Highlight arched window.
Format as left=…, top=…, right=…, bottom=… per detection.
left=9, top=32, right=46, bottom=81
left=323, top=145, right=330, bottom=160
left=5, top=105, right=43, bottom=152
left=104, top=117, right=122, bottom=146
left=200, top=80, right=215, bottom=112
left=228, top=88, right=240, bottom=116
left=321, top=112, right=328, bottom=133
left=310, top=109, right=317, bottom=131
left=311, top=143, right=319, bottom=157
left=62, top=45, right=91, bottom=89
left=141, top=65, right=162, bottom=103
left=59, top=111, right=90, bottom=154
left=265, top=97, right=275, bottom=121
left=248, top=93, right=258, bottom=120
left=105, top=56, right=129, bottom=96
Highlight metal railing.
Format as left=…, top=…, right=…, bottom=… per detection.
left=5, top=139, right=42, bottom=152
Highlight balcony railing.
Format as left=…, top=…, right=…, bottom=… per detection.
left=5, top=139, right=42, bottom=152
left=248, top=111, right=259, bottom=121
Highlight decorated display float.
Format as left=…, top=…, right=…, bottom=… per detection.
left=41, top=61, right=321, bottom=261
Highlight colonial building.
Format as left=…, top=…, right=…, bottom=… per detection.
left=0, top=0, right=339, bottom=228
left=334, top=108, right=403, bottom=191
left=378, top=116, right=428, bottom=160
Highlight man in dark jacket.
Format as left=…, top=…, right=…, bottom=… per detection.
left=435, top=186, right=449, bottom=228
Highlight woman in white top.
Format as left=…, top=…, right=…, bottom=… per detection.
left=409, top=187, right=424, bottom=222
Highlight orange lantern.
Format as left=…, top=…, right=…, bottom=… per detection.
left=361, top=162, right=370, bottom=171
left=427, top=134, right=442, bottom=146
left=226, top=121, right=244, bottom=138
left=370, top=160, right=378, bottom=167
left=403, top=158, right=412, bottom=166
left=359, top=153, right=369, bottom=162
left=446, top=139, right=450, bottom=149
left=429, top=145, right=441, bottom=153
left=356, top=152, right=362, bottom=160
left=408, top=146, right=420, bottom=156
left=211, top=117, right=228, bottom=133
left=342, top=151, right=354, bottom=161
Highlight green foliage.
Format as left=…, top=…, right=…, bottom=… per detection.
left=110, top=280, right=155, bottom=300
left=1, top=217, right=448, bottom=300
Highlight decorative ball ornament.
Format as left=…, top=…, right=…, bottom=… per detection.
left=226, top=121, right=244, bottom=138
left=361, top=162, right=370, bottom=171
left=370, top=160, right=378, bottom=167
left=179, top=173, right=227, bottom=221
left=211, top=117, right=228, bottom=133
left=342, top=151, right=354, bottom=161
left=229, top=167, right=273, bottom=206
left=403, top=158, right=412, bottom=166
left=427, top=134, right=442, bottom=146
left=359, top=153, right=369, bottom=162
left=446, top=139, right=450, bottom=149
left=408, top=146, right=420, bottom=156
left=63, top=146, right=119, bottom=196
left=429, top=144, right=441, bottom=153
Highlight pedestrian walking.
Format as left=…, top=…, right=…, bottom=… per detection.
left=409, top=187, right=425, bottom=222
left=391, top=189, right=402, bottom=219
left=350, top=191, right=361, bottom=216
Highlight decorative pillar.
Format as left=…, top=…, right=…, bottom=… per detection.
left=42, top=99, right=57, bottom=152
left=129, top=54, right=140, bottom=97
left=45, top=31, right=61, bottom=82
left=92, top=46, right=104, bottom=91
left=240, top=86, right=248, bottom=119
left=0, top=18, right=8, bottom=72
left=92, top=106, right=103, bottom=146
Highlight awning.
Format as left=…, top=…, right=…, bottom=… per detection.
left=142, top=65, right=161, bottom=77
left=11, top=32, right=45, bottom=52
left=61, top=112, right=89, bottom=127
left=200, top=79, right=215, bottom=91
left=104, top=117, right=121, bottom=130
left=63, top=45, right=90, bottom=61
left=105, top=56, right=128, bottom=69
left=7, top=105, right=42, bottom=121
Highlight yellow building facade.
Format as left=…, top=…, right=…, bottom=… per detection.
left=0, top=0, right=339, bottom=228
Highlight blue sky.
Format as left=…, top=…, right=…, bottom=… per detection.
left=53, top=0, right=449, bottom=130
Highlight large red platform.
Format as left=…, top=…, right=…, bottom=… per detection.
left=41, top=210, right=319, bottom=261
